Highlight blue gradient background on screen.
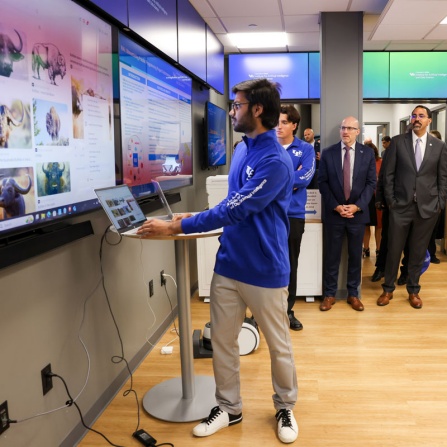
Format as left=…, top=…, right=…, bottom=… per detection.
left=228, top=53, right=309, bottom=100
left=309, top=53, right=320, bottom=98
left=363, top=52, right=389, bottom=98
left=390, top=52, right=447, bottom=98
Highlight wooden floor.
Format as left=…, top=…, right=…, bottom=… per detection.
left=79, top=245, right=447, bottom=447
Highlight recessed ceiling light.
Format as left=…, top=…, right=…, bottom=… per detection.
left=441, top=15, right=447, bottom=25
left=228, top=32, right=288, bottom=49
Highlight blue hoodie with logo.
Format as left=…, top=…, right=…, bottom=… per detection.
left=181, top=129, right=294, bottom=288
left=285, top=137, right=315, bottom=219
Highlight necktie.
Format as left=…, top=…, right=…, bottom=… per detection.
left=415, top=138, right=422, bottom=171
left=343, top=146, right=351, bottom=201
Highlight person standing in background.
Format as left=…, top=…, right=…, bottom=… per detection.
left=362, top=142, right=382, bottom=258
left=318, top=117, right=376, bottom=311
left=138, top=79, right=299, bottom=444
left=303, top=128, right=320, bottom=189
left=377, top=106, right=447, bottom=308
left=276, top=105, right=315, bottom=331
left=427, top=129, right=444, bottom=264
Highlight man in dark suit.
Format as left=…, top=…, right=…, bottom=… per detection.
left=318, top=116, right=376, bottom=311
left=377, top=105, right=447, bottom=309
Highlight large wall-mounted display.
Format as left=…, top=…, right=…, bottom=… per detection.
left=0, top=0, right=115, bottom=238
left=228, top=53, right=309, bottom=100
left=118, top=33, right=193, bottom=200
left=229, top=51, right=447, bottom=101
left=390, top=52, right=447, bottom=99
left=128, top=0, right=178, bottom=62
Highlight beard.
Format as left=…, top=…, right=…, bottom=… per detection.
left=233, top=109, right=257, bottom=134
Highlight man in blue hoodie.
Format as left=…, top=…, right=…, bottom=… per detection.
left=276, top=105, right=315, bottom=330
left=138, top=79, right=299, bottom=444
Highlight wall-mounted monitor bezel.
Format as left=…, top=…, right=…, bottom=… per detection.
left=204, top=101, right=227, bottom=168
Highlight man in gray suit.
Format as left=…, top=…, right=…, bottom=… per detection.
left=377, top=105, right=447, bottom=308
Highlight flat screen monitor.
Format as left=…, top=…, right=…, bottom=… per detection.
left=390, top=52, right=447, bottom=99
left=228, top=53, right=309, bottom=100
left=118, top=33, right=193, bottom=200
left=0, top=0, right=115, bottom=238
left=205, top=102, right=227, bottom=168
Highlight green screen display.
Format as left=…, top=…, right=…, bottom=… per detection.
left=390, top=52, right=447, bottom=98
left=363, top=52, right=389, bottom=98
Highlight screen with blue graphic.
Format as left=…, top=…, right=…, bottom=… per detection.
left=228, top=53, right=309, bottom=100
left=205, top=102, right=227, bottom=167
left=118, top=33, right=193, bottom=199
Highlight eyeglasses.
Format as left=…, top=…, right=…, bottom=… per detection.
left=411, top=114, right=428, bottom=119
left=231, top=102, right=250, bottom=111
left=339, top=126, right=358, bottom=132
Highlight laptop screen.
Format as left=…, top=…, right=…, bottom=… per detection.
left=152, top=180, right=174, bottom=220
left=95, top=184, right=147, bottom=233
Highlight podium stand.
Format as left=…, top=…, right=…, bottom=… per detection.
left=128, top=227, right=221, bottom=422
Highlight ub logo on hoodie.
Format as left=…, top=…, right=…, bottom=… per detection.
left=246, top=165, right=254, bottom=179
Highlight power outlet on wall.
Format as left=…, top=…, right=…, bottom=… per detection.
left=0, top=401, right=10, bottom=435
left=41, top=363, right=53, bottom=395
left=160, top=270, right=166, bottom=287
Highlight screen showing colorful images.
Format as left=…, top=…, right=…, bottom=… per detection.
left=363, top=52, right=390, bottom=99
left=0, top=0, right=115, bottom=237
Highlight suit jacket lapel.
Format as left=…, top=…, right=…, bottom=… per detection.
left=334, top=144, right=343, bottom=190
left=404, top=133, right=416, bottom=170
left=352, top=144, right=363, bottom=184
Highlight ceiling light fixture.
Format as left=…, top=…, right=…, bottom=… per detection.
left=441, top=15, right=447, bottom=25
left=228, top=32, right=288, bottom=49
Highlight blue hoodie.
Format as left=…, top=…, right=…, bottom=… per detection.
left=181, top=129, right=294, bottom=288
left=285, top=137, right=315, bottom=219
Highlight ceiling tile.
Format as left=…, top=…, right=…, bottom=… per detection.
left=284, top=15, right=320, bottom=33
left=426, top=24, right=447, bottom=39
left=208, top=0, right=281, bottom=16
left=281, top=0, right=350, bottom=15
left=386, top=41, right=441, bottom=51
left=220, top=16, right=283, bottom=33
left=188, top=0, right=217, bottom=18
left=350, top=0, right=389, bottom=14
left=372, top=24, right=432, bottom=40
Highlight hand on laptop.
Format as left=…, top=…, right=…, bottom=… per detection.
left=137, top=217, right=183, bottom=237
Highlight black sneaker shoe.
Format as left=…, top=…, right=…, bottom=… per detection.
left=430, top=256, right=441, bottom=264
left=276, top=409, right=298, bottom=443
left=192, top=406, right=242, bottom=437
left=288, top=311, right=303, bottom=331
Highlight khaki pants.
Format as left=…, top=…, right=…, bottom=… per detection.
left=210, top=273, right=298, bottom=415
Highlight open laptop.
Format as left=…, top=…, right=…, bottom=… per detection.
left=95, top=182, right=173, bottom=235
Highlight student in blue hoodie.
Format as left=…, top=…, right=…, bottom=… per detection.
left=138, top=79, right=299, bottom=444
left=276, top=105, right=315, bottom=331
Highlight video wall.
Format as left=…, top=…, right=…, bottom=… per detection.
left=118, top=33, right=193, bottom=200
left=0, top=0, right=115, bottom=237
left=229, top=52, right=447, bottom=100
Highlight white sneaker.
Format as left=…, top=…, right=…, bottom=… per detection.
left=276, top=409, right=298, bottom=443
left=192, top=406, right=242, bottom=437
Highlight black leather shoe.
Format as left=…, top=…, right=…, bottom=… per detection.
left=430, top=256, right=441, bottom=264
left=371, top=268, right=384, bottom=282
left=397, top=273, right=408, bottom=286
left=288, top=311, right=303, bottom=331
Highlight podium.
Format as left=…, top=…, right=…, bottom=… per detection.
left=129, top=227, right=221, bottom=422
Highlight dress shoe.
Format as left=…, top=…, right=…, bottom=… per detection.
left=377, top=291, right=393, bottom=306
left=408, top=293, right=423, bottom=309
left=347, top=296, right=364, bottom=311
left=397, top=273, right=408, bottom=286
left=287, top=311, right=303, bottom=331
left=430, top=256, right=441, bottom=264
left=371, top=268, right=384, bottom=282
left=320, top=296, right=336, bottom=311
